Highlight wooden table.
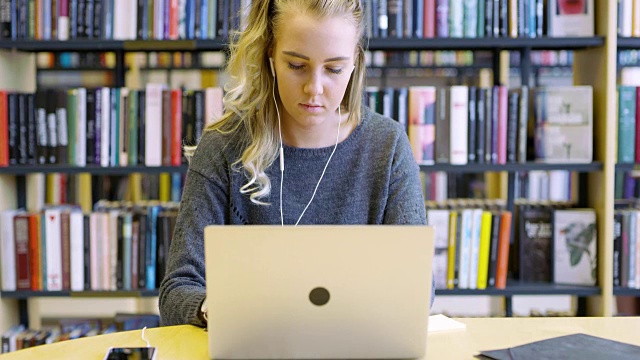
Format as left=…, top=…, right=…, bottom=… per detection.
left=2, top=317, right=640, bottom=359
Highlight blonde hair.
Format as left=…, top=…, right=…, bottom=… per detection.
left=185, top=0, right=366, bottom=205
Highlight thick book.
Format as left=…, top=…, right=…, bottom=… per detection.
left=553, top=208, right=598, bottom=286
left=547, top=0, right=594, bottom=37
left=618, top=86, right=637, bottom=163
left=408, top=86, right=436, bottom=165
left=519, top=207, right=553, bottom=282
left=534, top=86, right=593, bottom=163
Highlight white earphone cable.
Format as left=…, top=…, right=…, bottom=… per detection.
left=274, top=92, right=341, bottom=226
left=294, top=107, right=341, bottom=226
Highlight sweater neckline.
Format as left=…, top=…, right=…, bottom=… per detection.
left=282, top=106, right=370, bottom=157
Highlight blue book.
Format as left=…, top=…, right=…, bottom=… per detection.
left=200, top=0, right=208, bottom=39
left=146, top=205, right=160, bottom=290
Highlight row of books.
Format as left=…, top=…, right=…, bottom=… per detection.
left=365, top=85, right=593, bottom=165
left=36, top=50, right=226, bottom=70
left=0, top=85, right=224, bottom=167
left=0, top=201, right=179, bottom=293
left=617, top=86, right=640, bottom=164
left=0, top=0, right=596, bottom=41
left=1, top=314, right=159, bottom=354
left=619, top=50, right=640, bottom=67
left=618, top=0, right=640, bottom=38
left=430, top=205, right=597, bottom=290
left=365, top=0, right=594, bottom=39
left=0, top=0, right=230, bottom=40
left=616, top=171, right=640, bottom=201
left=613, top=209, right=640, bottom=289
left=419, top=170, right=576, bottom=203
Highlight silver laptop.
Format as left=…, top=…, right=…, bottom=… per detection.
left=204, top=225, right=434, bottom=359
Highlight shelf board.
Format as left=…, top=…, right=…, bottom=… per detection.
left=1, top=290, right=159, bottom=298
left=0, top=39, right=125, bottom=52
left=0, top=37, right=604, bottom=53
left=0, top=164, right=188, bottom=175
left=366, top=37, right=605, bottom=51
left=613, top=287, right=640, bottom=296
left=617, top=37, right=640, bottom=49
left=420, top=162, right=603, bottom=173
left=616, top=163, right=639, bottom=172
left=437, top=282, right=601, bottom=296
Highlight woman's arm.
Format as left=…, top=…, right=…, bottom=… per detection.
left=382, top=130, right=436, bottom=308
left=158, top=167, right=228, bottom=327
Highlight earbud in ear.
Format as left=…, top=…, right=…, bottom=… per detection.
left=269, top=58, right=276, bottom=78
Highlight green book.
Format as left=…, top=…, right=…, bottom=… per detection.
left=128, top=90, right=139, bottom=166
left=617, top=86, right=636, bottom=164
left=66, top=89, right=77, bottom=166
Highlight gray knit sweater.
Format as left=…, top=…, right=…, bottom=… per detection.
left=159, top=107, right=434, bottom=327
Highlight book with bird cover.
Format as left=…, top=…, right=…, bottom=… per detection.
left=553, top=209, right=597, bottom=285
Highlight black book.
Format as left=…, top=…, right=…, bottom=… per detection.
left=613, top=211, right=622, bottom=287
left=94, top=88, right=102, bottom=165
left=476, top=88, right=486, bottom=163
left=453, top=211, right=462, bottom=288
left=487, top=212, right=502, bottom=287
left=377, top=0, right=388, bottom=38
left=194, top=0, right=202, bottom=39
left=85, top=0, right=94, bottom=38
left=229, top=0, right=241, bottom=33
left=485, top=0, right=494, bottom=37
left=412, top=0, right=423, bottom=38
left=86, top=89, right=96, bottom=165
left=137, top=212, right=147, bottom=289
left=156, top=210, right=178, bottom=287
left=387, top=0, right=403, bottom=38
left=17, top=93, right=27, bottom=164
left=26, top=93, right=37, bottom=165
left=116, top=213, right=125, bottom=290
left=492, top=0, right=499, bottom=37
left=93, top=0, right=102, bottom=38
left=499, top=0, right=507, bottom=37
left=83, top=214, right=91, bottom=290
left=518, top=207, right=552, bottom=282
left=194, top=90, right=204, bottom=143
left=138, top=90, right=146, bottom=165
left=74, top=0, right=84, bottom=39
left=467, top=86, right=477, bottom=163
left=137, top=0, right=147, bottom=39
left=0, top=0, right=11, bottom=39
left=491, top=86, right=499, bottom=164
left=394, top=88, right=408, bottom=133
left=45, top=89, right=58, bottom=164
left=217, top=0, right=229, bottom=38
left=7, top=92, right=17, bottom=165
left=506, top=89, right=519, bottom=163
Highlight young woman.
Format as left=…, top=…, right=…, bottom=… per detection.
left=159, top=0, right=433, bottom=327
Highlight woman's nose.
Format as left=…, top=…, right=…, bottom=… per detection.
left=303, top=72, right=324, bottom=96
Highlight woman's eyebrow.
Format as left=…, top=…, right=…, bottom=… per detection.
left=282, top=51, right=349, bottom=62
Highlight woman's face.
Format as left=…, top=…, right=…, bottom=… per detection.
left=272, top=13, right=358, bottom=141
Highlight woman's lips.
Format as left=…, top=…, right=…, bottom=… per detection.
left=300, top=103, right=323, bottom=113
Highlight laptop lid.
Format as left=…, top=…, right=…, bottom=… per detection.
left=205, top=225, right=434, bottom=359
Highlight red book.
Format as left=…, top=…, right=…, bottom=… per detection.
left=424, top=0, right=436, bottom=38
left=14, top=215, right=31, bottom=290
left=0, top=91, right=8, bottom=166
left=497, top=86, right=508, bottom=165
left=169, top=0, right=179, bottom=39
left=495, top=211, right=512, bottom=289
left=171, top=89, right=182, bottom=166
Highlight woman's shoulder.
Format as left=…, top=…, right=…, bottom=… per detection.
left=359, top=106, right=408, bottom=143
left=189, top=123, right=246, bottom=174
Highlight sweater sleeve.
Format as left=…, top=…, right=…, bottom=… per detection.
left=382, top=128, right=436, bottom=309
left=158, top=153, right=230, bottom=327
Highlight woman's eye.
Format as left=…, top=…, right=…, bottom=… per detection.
left=327, top=68, right=343, bottom=74
left=287, top=63, right=304, bottom=70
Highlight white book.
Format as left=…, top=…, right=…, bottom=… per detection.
left=449, top=86, right=469, bottom=165
left=204, top=87, right=224, bottom=127
left=427, top=209, right=451, bottom=290
left=458, top=209, right=473, bottom=289
left=145, top=84, right=167, bottom=166
left=622, top=0, right=633, bottom=37
left=1, top=210, right=18, bottom=291
left=468, top=209, right=483, bottom=290
left=57, top=0, right=69, bottom=40
left=155, top=0, right=166, bottom=39
left=75, top=88, right=87, bottom=167
left=434, top=172, right=448, bottom=201
left=100, top=87, right=111, bottom=167
left=44, top=208, right=63, bottom=291
left=547, top=0, right=594, bottom=37
left=549, top=170, right=570, bottom=202
left=634, top=0, right=640, bottom=36
left=112, top=0, right=128, bottom=40
left=70, top=210, right=84, bottom=291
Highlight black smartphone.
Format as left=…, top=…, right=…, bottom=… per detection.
left=103, top=347, right=157, bottom=360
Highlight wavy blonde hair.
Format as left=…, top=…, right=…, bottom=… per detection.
left=185, top=0, right=366, bottom=205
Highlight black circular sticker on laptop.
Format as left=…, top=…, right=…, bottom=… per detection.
left=309, top=287, right=330, bottom=306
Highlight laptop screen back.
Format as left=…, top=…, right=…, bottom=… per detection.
left=205, top=225, right=434, bottom=359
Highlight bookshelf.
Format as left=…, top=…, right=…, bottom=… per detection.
left=0, top=1, right=620, bottom=333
